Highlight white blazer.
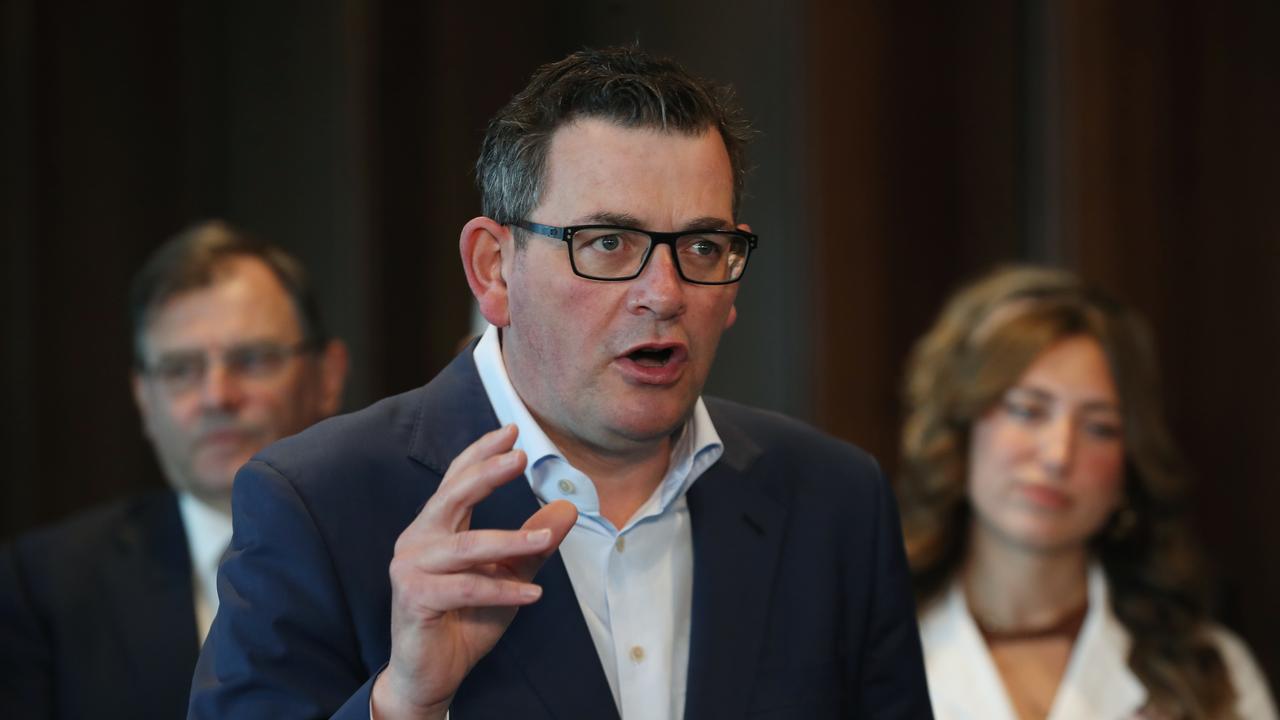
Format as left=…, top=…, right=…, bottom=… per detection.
left=919, top=565, right=1278, bottom=720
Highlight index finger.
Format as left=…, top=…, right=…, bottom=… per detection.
left=441, top=424, right=519, bottom=489
left=405, top=425, right=526, bottom=536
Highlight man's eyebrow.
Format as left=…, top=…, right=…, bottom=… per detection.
left=577, top=212, right=734, bottom=232
left=680, top=216, right=734, bottom=232
left=151, top=337, right=286, bottom=357
left=580, top=211, right=644, bottom=227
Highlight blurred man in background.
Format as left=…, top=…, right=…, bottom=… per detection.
left=0, top=220, right=348, bottom=719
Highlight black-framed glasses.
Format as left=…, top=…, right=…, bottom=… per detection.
left=140, top=340, right=316, bottom=394
left=515, top=221, right=758, bottom=285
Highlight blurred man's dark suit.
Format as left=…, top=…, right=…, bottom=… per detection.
left=0, top=490, right=197, bottom=719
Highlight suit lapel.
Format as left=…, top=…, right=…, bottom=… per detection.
left=407, top=350, right=619, bottom=719
left=477, top=479, right=620, bottom=719
left=683, top=411, right=785, bottom=720
left=103, top=491, right=200, bottom=715
left=406, top=347, right=503, bottom=476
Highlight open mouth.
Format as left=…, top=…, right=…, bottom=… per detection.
left=627, top=346, right=676, bottom=367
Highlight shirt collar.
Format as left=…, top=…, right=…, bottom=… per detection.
left=471, top=324, right=723, bottom=529
left=177, top=491, right=233, bottom=591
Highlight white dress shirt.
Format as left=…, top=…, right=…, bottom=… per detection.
left=177, top=491, right=233, bottom=645
left=473, top=324, right=723, bottom=720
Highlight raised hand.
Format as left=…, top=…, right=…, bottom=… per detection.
left=371, top=424, right=578, bottom=720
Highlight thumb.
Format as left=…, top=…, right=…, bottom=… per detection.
left=512, top=500, right=578, bottom=580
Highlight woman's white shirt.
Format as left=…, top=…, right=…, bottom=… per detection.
left=919, top=565, right=1278, bottom=720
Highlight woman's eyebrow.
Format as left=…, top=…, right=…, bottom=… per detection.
left=1079, top=400, right=1122, bottom=414
left=1006, top=385, right=1053, bottom=401
left=1010, top=385, right=1121, bottom=413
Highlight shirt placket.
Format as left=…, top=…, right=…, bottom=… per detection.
left=611, top=520, right=677, bottom=720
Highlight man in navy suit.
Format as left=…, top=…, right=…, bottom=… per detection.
left=191, top=47, right=931, bottom=719
left=0, top=222, right=348, bottom=719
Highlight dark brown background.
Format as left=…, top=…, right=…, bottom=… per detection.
left=4, top=0, right=1277, bottom=690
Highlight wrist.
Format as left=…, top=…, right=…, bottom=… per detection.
left=371, top=670, right=450, bottom=720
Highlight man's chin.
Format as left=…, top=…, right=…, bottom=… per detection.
left=172, top=475, right=235, bottom=513
left=604, top=400, right=696, bottom=446
left=189, top=457, right=249, bottom=497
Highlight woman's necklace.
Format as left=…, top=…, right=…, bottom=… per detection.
left=973, top=599, right=1089, bottom=642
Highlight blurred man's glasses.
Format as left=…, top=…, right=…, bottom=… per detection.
left=141, top=341, right=314, bottom=394
left=515, top=221, right=758, bottom=285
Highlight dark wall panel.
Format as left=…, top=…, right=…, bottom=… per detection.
left=1058, top=0, right=1280, bottom=685
left=807, top=0, right=1024, bottom=458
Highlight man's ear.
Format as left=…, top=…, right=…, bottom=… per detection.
left=460, top=217, right=512, bottom=327
left=316, top=339, right=349, bottom=417
left=131, top=371, right=155, bottom=439
left=721, top=222, right=750, bottom=331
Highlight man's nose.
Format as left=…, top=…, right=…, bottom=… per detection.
left=628, top=244, right=686, bottom=320
left=1038, top=414, right=1077, bottom=478
left=198, top=361, right=244, bottom=409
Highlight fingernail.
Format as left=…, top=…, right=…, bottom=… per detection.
left=521, top=584, right=543, bottom=600
left=527, top=528, right=551, bottom=545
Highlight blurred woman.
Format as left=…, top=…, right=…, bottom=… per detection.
left=896, top=266, right=1276, bottom=720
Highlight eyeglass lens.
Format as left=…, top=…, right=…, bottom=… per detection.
left=147, top=342, right=302, bottom=392
left=569, top=227, right=749, bottom=282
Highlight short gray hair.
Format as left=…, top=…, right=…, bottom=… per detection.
left=476, top=46, right=754, bottom=245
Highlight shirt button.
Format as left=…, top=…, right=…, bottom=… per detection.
left=614, top=537, right=626, bottom=553
left=629, top=645, right=645, bottom=663
left=557, top=478, right=576, bottom=495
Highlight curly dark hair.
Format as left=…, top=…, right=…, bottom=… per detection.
left=897, top=265, right=1236, bottom=718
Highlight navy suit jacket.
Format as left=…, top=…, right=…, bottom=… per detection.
left=0, top=490, right=200, bottom=719
left=190, top=351, right=931, bottom=719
